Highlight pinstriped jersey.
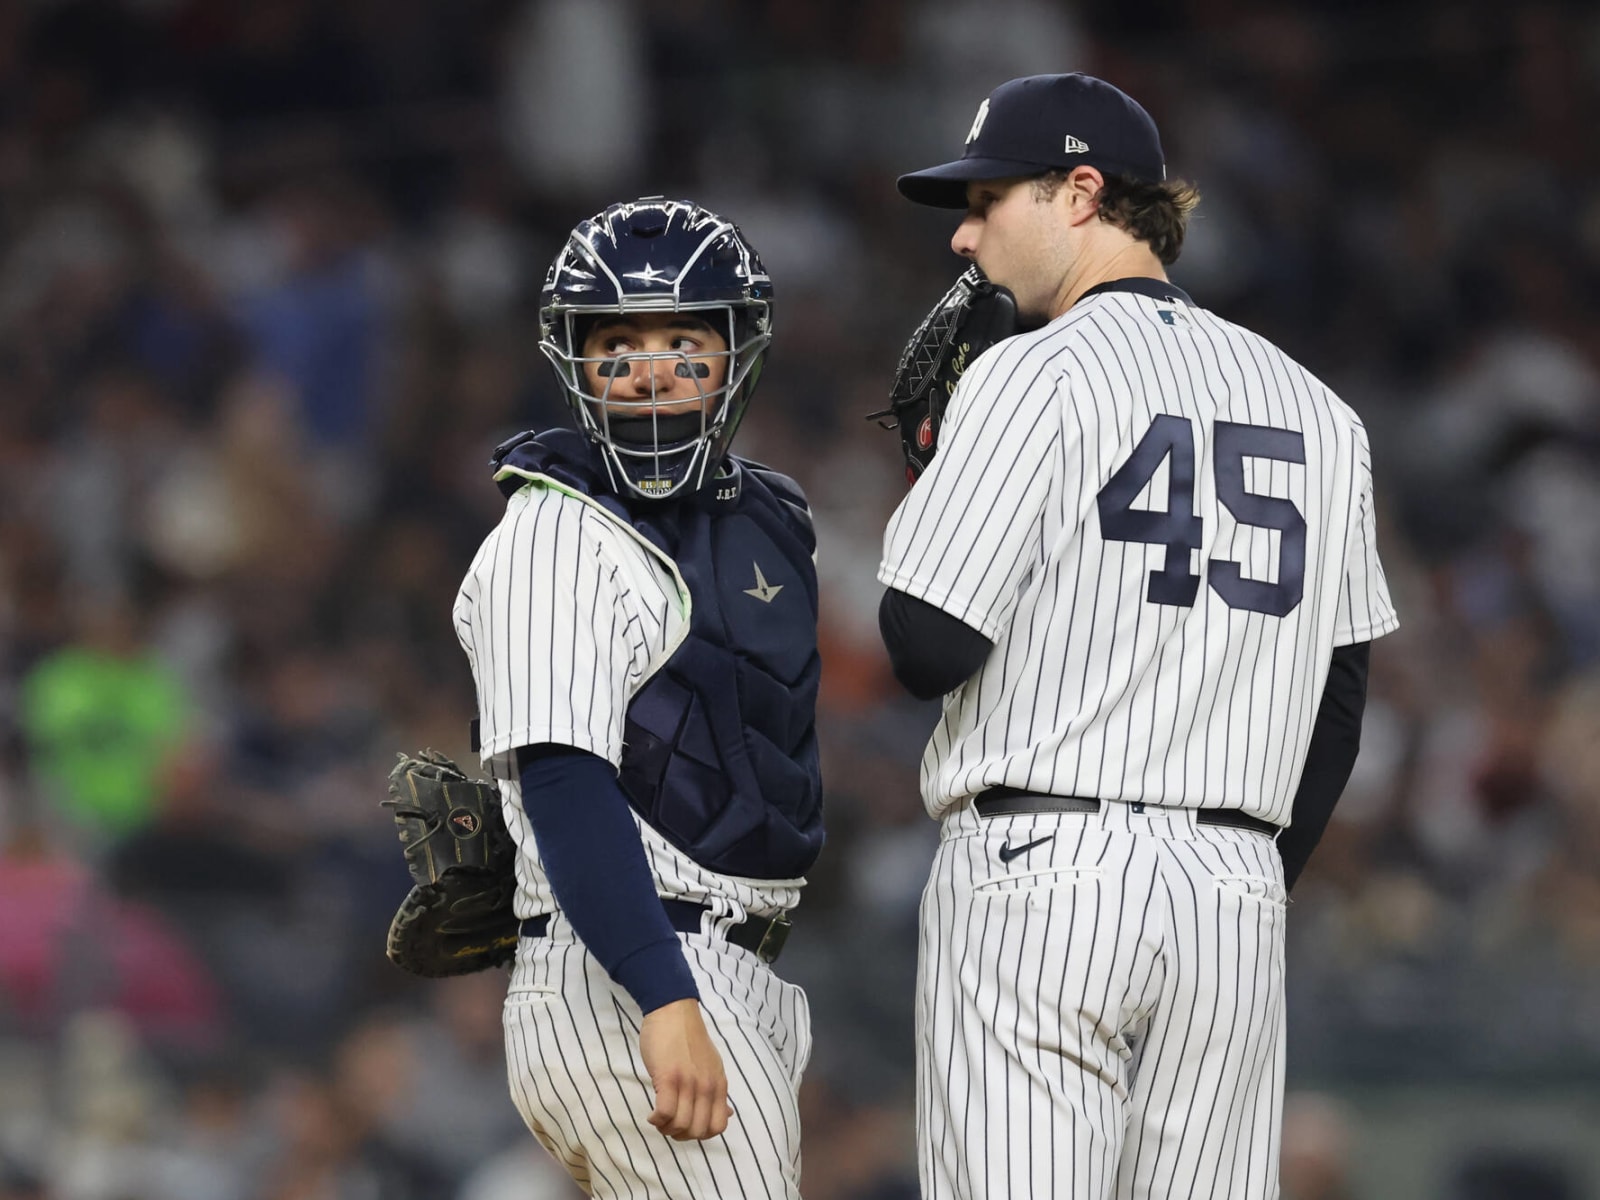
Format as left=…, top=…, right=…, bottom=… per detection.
left=454, top=478, right=803, bottom=922
left=879, top=280, right=1398, bottom=823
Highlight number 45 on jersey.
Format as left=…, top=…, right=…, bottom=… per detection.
left=1098, top=415, right=1306, bottom=618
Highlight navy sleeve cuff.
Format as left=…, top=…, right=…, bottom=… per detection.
left=1278, top=642, right=1371, bottom=892
left=517, top=744, right=700, bottom=1013
left=878, top=587, right=994, bottom=700
left=612, top=937, right=702, bottom=1015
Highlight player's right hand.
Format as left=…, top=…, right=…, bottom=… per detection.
left=639, top=998, right=732, bottom=1141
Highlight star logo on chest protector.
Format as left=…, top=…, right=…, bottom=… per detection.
left=743, top=563, right=784, bottom=603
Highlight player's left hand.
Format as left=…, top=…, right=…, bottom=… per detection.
left=639, top=998, right=732, bottom=1141
left=868, top=264, right=1019, bottom=483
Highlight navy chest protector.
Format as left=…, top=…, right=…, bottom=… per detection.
left=492, top=429, right=824, bottom=880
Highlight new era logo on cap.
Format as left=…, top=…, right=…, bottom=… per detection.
left=900, top=73, right=1167, bottom=208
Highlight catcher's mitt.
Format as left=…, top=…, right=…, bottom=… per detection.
left=381, top=749, right=519, bottom=977
left=868, top=265, right=1018, bottom=483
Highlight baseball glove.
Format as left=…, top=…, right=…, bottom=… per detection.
left=381, top=749, right=519, bottom=977
left=868, top=265, right=1019, bottom=483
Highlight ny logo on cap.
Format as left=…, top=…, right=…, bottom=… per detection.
left=966, top=98, right=990, bottom=144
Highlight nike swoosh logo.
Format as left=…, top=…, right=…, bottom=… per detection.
left=997, top=835, right=1055, bottom=864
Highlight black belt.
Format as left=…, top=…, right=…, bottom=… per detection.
left=519, top=899, right=793, bottom=965
left=974, top=787, right=1279, bottom=837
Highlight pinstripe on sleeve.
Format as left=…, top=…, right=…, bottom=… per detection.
left=879, top=338, right=1063, bottom=641
left=1332, top=426, right=1399, bottom=646
left=458, top=485, right=653, bottom=777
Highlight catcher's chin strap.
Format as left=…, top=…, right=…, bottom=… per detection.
left=868, top=264, right=1019, bottom=484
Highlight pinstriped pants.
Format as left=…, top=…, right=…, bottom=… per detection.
left=502, top=917, right=811, bottom=1199
left=917, top=801, right=1286, bottom=1200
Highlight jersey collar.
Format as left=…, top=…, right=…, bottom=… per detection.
left=1077, top=277, right=1193, bottom=306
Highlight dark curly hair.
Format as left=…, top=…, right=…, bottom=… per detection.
left=1031, top=170, right=1201, bottom=266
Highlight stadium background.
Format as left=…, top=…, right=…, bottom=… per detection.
left=1, top=1, right=1598, bottom=1197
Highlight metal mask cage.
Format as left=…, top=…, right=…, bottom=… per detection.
left=538, top=300, right=772, bottom=498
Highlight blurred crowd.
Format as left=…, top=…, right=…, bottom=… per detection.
left=1, top=1, right=1598, bottom=1197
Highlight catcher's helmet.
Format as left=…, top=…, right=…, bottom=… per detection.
left=538, top=197, right=774, bottom=500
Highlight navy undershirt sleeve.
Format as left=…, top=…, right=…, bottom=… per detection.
left=516, top=744, right=699, bottom=1013
left=879, top=587, right=995, bottom=700
left=1277, top=642, right=1371, bottom=892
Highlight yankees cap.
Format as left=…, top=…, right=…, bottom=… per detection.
left=898, top=73, right=1166, bottom=208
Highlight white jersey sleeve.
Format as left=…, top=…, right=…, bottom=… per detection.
left=1333, top=425, right=1399, bottom=646
left=879, top=337, right=1062, bottom=640
left=453, top=481, right=683, bottom=779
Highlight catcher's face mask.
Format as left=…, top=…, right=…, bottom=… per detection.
left=539, top=198, right=773, bottom=500
left=564, top=310, right=740, bottom=494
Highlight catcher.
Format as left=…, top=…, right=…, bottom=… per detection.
left=385, top=197, right=824, bottom=1200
